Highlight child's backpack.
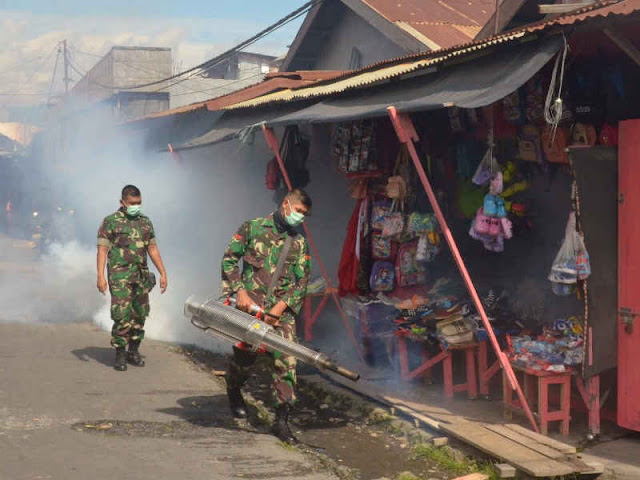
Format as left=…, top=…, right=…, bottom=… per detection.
left=370, top=200, right=391, bottom=230
left=372, top=232, right=392, bottom=259
left=370, top=261, right=396, bottom=292
left=542, top=125, right=569, bottom=164
left=395, top=240, right=427, bottom=287
left=518, top=125, right=543, bottom=163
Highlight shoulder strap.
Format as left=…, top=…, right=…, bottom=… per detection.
left=267, top=234, right=295, bottom=297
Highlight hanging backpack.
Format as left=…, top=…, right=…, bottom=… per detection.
left=518, top=125, right=543, bottom=163
left=395, top=240, right=427, bottom=287
left=372, top=232, right=392, bottom=259
left=371, top=200, right=392, bottom=230
left=370, top=261, right=396, bottom=292
left=571, top=123, right=597, bottom=147
left=542, top=125, right=569, bottom=164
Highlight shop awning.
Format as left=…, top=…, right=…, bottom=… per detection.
left=171, top=104, right=309, bottom=151
left=266, top=36, right=562, bottom=126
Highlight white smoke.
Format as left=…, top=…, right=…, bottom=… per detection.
left=2, top=104, right=354, bottom=354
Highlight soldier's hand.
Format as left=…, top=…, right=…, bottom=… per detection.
left=160, top=274, right=168, bottom=294
left=97, top=276, right=108, bottom=295
left=236, top=289, right=253, bottom=313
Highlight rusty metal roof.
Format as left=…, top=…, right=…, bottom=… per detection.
left=223, top=0, right=639, bottom=111
left=363, top=0, right=496, bottom=49
left=132, top=70, right=345, bottom=121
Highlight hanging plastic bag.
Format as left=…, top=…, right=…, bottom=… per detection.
left=549, top=212, right=580, bottom=284
left=575, top=234, right=591, bottom=280
left=472, top=150, right=499, bottom=186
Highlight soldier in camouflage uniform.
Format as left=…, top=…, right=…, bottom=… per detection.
left=222, top=189, right=311, bottom=444
left=97, top=185, right=168, bottom=371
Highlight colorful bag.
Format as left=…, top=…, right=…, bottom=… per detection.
left=371, top=201, right=391, bottom=230
left=407, top=212, right=437, bottom=234
left=488, top=218, right=502, bottom=237
left=501, top=217, right=513, bottom=239
left=395, top=240, right=427, bottom=287
left=472, top=150, right=499, bottom=186
left=571, top=123, right=597, bottom=147
left=474, top=208, right=491, bottom=235
left=370, top=261, right=396, bottom=292
left=381, top=212, right=404, bottom=238
left=518, top=125, right=543, bottom=163
left=483, top=194, right=499, bottom=217
left=542, top=125, right=569, bottom=164
left=372, top=232, right=392, bottom=259
left=489, top=172, right=504, bottom=196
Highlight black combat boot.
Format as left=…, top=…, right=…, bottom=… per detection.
left=127, top=340, right=145, bottom=367
left=114, top=347, right=127, bottom=371
left=271, top=404, right=298, bottom=445
left=227, top=387, right=248, bottom=419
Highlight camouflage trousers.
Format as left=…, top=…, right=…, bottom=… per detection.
left=109, top=275, right=150, bottom=348
left=226, top=322, right=297, bottom=406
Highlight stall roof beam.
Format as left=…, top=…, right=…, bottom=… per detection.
left=603, top=27, right=640, bottom=67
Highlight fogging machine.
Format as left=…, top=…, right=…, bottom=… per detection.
left=184, top=296, right=360, bottom=382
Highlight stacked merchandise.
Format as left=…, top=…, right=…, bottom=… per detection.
left=469, top=153, right=513, bottom=252
left=337, top=123, right=443, bottom=300
left=507, top=317, right=584, bottom=373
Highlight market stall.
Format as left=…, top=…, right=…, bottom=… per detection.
left=254, top=28, right=640, bottom=437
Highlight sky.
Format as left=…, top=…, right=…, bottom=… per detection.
left=0, top=0, right=308, bottom=109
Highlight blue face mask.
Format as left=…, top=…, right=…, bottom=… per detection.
left=126, top=205, right=142, bottom=217
left=285, top=200, right=305, bottom=227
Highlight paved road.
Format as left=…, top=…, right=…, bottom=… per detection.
left=0, top=322, right=337, bottom=480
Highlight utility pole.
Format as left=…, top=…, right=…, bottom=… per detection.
left=63, top=39, right=71, bottom=96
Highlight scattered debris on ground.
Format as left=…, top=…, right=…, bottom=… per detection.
left=176, top=345, right=501, bottom=480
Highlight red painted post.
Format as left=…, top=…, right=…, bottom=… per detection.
left=386, top=106, right=539, bottom=433
left=261, top=125, right=365, bottom=364
left=466, top=348, right=478, bottom=399
left=538, top=377, right=549, bottom=435
left=576, top=375, right=600, bottom=436
left=443, top=354, right=454, bottom=398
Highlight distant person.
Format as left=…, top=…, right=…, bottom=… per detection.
left=221, top=189, right=311, bottom=444
left=96, top=185, right=168, bottom=371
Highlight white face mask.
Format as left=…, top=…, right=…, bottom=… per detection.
left=125, top=204, right=142, bottom=216
left=285, top=200, right=305, bottom=226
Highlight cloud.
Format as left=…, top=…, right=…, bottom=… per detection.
left=0, top=10, right=297, bottom=107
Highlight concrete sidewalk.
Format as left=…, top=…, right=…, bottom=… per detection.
left=0, top=322, right=336, bottom=480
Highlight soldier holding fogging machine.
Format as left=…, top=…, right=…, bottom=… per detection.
left=221, top=189, right=311, bottom=444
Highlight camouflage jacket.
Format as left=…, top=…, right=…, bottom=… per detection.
left=97, top=209, right=156, bottom=279
left=221, top=214, right=311, bottom=322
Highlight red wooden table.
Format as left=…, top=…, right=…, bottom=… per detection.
left=503, top=364, right=574, bottom=435
left=302, top=288, right=337, bottom=342
left=396, top=336, right=480, bottom=399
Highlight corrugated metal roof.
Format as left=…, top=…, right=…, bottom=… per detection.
left=363, top=0, right=496, bottom=48
left=130, top=70, right=345, bottom=122
left=224, top=0, right=639, bottom=111
left=224, top=31, right=526, bottom=109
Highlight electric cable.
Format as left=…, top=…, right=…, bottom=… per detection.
left=70, top=0, right=319, bottom=91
